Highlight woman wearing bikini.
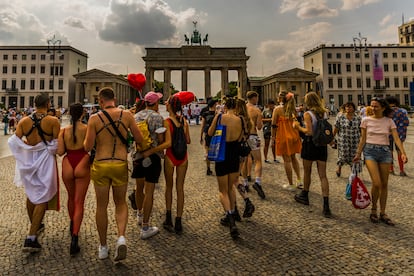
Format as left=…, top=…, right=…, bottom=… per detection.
left=57, top=103, right=90, bottom=255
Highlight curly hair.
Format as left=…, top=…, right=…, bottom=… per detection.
left=69, top=103, right=84, bottom=144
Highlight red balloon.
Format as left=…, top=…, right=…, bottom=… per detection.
left=174, top=91, right=195, bottom=105
left=127, top=73, right=146, bottom=91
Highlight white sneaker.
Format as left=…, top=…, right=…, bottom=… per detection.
left=282, top=184, right=296, bottom=191
left=113, top=236, right=127, bottom=262
left=137, top=212, right=143, bottom=226
left=98, top=245, right=109, bottom=260
left=296, top=180, right=304, bottom=189
left=140, top=226, right=159, bottom=240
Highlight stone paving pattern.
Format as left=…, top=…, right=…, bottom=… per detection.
left=1, top=123, right=413, bottom=275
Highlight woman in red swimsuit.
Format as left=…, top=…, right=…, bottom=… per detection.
left=162, top=96, right=191, bottom=234
left=57, top=103, right=90, bottom=256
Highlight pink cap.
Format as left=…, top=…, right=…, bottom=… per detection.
left=144, top=91, right=163, bottom=104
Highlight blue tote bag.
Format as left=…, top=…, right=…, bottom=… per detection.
left=208, top=114, right=226, bottom=162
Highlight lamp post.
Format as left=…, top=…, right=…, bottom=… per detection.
left=353, top=32, right=368, bottom=105
left=47, top=35, right=62, bottom=108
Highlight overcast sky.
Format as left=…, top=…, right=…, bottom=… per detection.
left=1, top=0, right=413, bottom=98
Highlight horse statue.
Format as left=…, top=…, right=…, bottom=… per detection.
left=203, top=34, right=208, bottom=45
left=184, top=34, right=189, bottom=45
left=191, top=29, right=202, bottom=45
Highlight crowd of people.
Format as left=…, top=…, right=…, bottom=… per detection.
left=6, top=88, right=410, bottom=262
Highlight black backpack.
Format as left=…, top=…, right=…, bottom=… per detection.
left=170, top=118, right=187, bottom=160
left=309, top=111, right=334, bottom=146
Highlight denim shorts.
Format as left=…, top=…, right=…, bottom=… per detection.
left=363, top=144, right=393, bottom=163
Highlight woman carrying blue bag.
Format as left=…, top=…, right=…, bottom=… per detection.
left=208, top=97, right=243, bottom=239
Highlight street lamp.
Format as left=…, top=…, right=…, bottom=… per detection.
left=353, top=32, right=368, bottom=105
left=47, top=35, right=62, bottom=108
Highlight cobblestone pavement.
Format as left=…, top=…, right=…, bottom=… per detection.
left=1, top=123, right=414, bottom=275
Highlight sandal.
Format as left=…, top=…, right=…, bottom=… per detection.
left=380, top=214, right=395, bottom=226
left=369, top=214, right=379, bottom=223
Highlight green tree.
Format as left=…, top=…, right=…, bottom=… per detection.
left=153, top=80, right=178, bottom=95
left=215, top=81, right=239, bottom=98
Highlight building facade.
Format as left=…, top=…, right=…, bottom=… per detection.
left=399, top=18, right=414, bottom=46
left=303, top=43, right=414, bottom=109
left=0, top=46, right=88, bottom=110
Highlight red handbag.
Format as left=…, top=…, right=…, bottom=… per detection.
left=351, top=175, right=371, bottom=209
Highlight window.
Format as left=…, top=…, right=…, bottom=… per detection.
left=50, top=66, right=54, bottom=76
left=364, top=52, right=369, bottom=58
left=405, top=94, right=409, bottom=105
left=375, top=80, right=380, bottom=88
left=345, top=53, right=351, bottom=59
left=328, top=78, right=333, bottom=88
left=393, top=64, right=398, bottom=72
left=20, top=79, right=26, bottom=90
left=40, top=65, right=45, bottom=74
left=21, top=65, right=26, bottom=74
left=327, top=53, right=332, bottom=59
left=12, top=54, right=17, bottom=60
left=31, top=54, right=36, bottom=60
left=338, top=94, right=344, bottom=106
left=22, top=54, right=27, bottom=60
left=338, top=78, right=343, bottom=88
left=384, top=64, right=389, bottom=72
left=59, top=54, right=64, bottom=60
left=357, top=78, right=361, bottom=88
left=394, top=77, right=399, bottom=88
left=58, top=79, right=64, bottom=90
left=50, top=54, right=55, bottom=61
left=12, top=65, right=17, bottom=74
left=31, top=65, right=36, bottom=74
left=1, top=80, right=6, bottom=89
left=365, top=64, right=370, bottom=72
left=29, top=96, right=34, bottom=107
left=356, top=64, right=361, bottom=72
left=403, top=77, right=408, bottom=88
left=40, top=79, right=45, bottom=90
left=385, top=77, right=390, bottom=88
left=59, top=66, right=63, bottom=75
left=3, top=54, right=8, bottom=60
left=402, top=52, right=407, bottom=58
left=328, top=64, right=332, bottom=74
left=366, top=78, right=371, bottom=88
left=355, top=52, right=360, bottom=59
left=30, top=79, right=35, bottom=90
left=11, top=79, right=16, bottom=89
left=40, top=54, right=46, bottom=60
left=383, top=52, right=388, bottom=58
left=392, top=52, right=397, bottom=58
left=348, top=95, right=353, bottom=102
left=336, top=53, right=341, bottom=59
left=346, top=64, right=351, bottom=72
left=411, top=52, right=414, bottom=58
left=402, top=63, right=407, bottom=72
left=49, top=79, right=54, bottom=90
left=347, top=78, right=352, bottom=88
left=2, top=66, right=7, bottom=74
left=412, top=63, right=414, bottom=71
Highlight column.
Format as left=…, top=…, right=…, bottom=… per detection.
left=221, top=67, right=228, bottom=98
left=204, top=68, right=211, bottom=99
left=181, top=68, right=188, bottom=91
left=163, top=68, right=171, bottom=101
left=238, top=67, right=248, bottom=98
left=144, top=67, right=154, bottom=93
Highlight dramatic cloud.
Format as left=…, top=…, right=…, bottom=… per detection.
left=257, top=22, right=332, bottom=73
left=280, top=0, right=338, bottom=19
left=341, top=0, right=381, bottom=11
left=99, top=0, right=195, bottom=46
left=0, top=4, right=45, bottom=44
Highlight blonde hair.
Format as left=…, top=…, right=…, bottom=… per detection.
left=304, top=92, right=327, bottom=116
left=279, top=91, right=297, bottom=118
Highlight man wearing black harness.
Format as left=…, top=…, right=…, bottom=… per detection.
left=84, top=87, right=143, bottom=261
left=10, top=93, right=60, bottom=252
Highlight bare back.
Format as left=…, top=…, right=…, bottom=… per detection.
left=16, top=114, right=60, bottom=145
left=221, top=113, right=243, bottom=142
left=246, top=104, right=263, bottom=134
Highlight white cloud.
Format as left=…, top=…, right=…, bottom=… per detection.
left=280, top=0, right=338, bottom=19
left=257, top=22, right=332, bottom=73
left=341, top=0, right=381, bottom=11
left=379, top=14, right=392, bottom=26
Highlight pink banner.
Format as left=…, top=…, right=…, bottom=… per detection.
left=372, top=49, right=383, bottom=81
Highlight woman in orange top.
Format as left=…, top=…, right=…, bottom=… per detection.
left=163, top=95, right=191, bottom=234
left=271, top=91, right=302, bottom=191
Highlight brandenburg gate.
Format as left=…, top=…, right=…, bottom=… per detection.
left=142, top=46, right=249, bottom=100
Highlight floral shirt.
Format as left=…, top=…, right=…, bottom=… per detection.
left=390, top=107, right=409, bottom=142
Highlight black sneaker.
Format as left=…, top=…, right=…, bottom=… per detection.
left=244, top=184, right=250, bottom=193
left=174, top=217, right=183, bottom=235
left=162, top=219, right=174, bottom=233
left=253, top=182, right=266, bottom=199
left=220, top=214, right=230, bottom=226
left=247, top=176, right=252, bottom=182
left=23, top=238, right=41, bottom=253
left=323, top=208, right=332, bottom=218
left=243, top=200, right=255, bottom=218
left=294, top=191, right=309, bottom=205
left=128, top=191, right=137, bottom=210
left=233, top=208, right=242, bottom=222
left=206, top=168, right=213, bottom=176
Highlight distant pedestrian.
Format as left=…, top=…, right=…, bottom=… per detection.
left=193, top=104, right=201, bottom=125
left=262, top=100, right=277, bottom=164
